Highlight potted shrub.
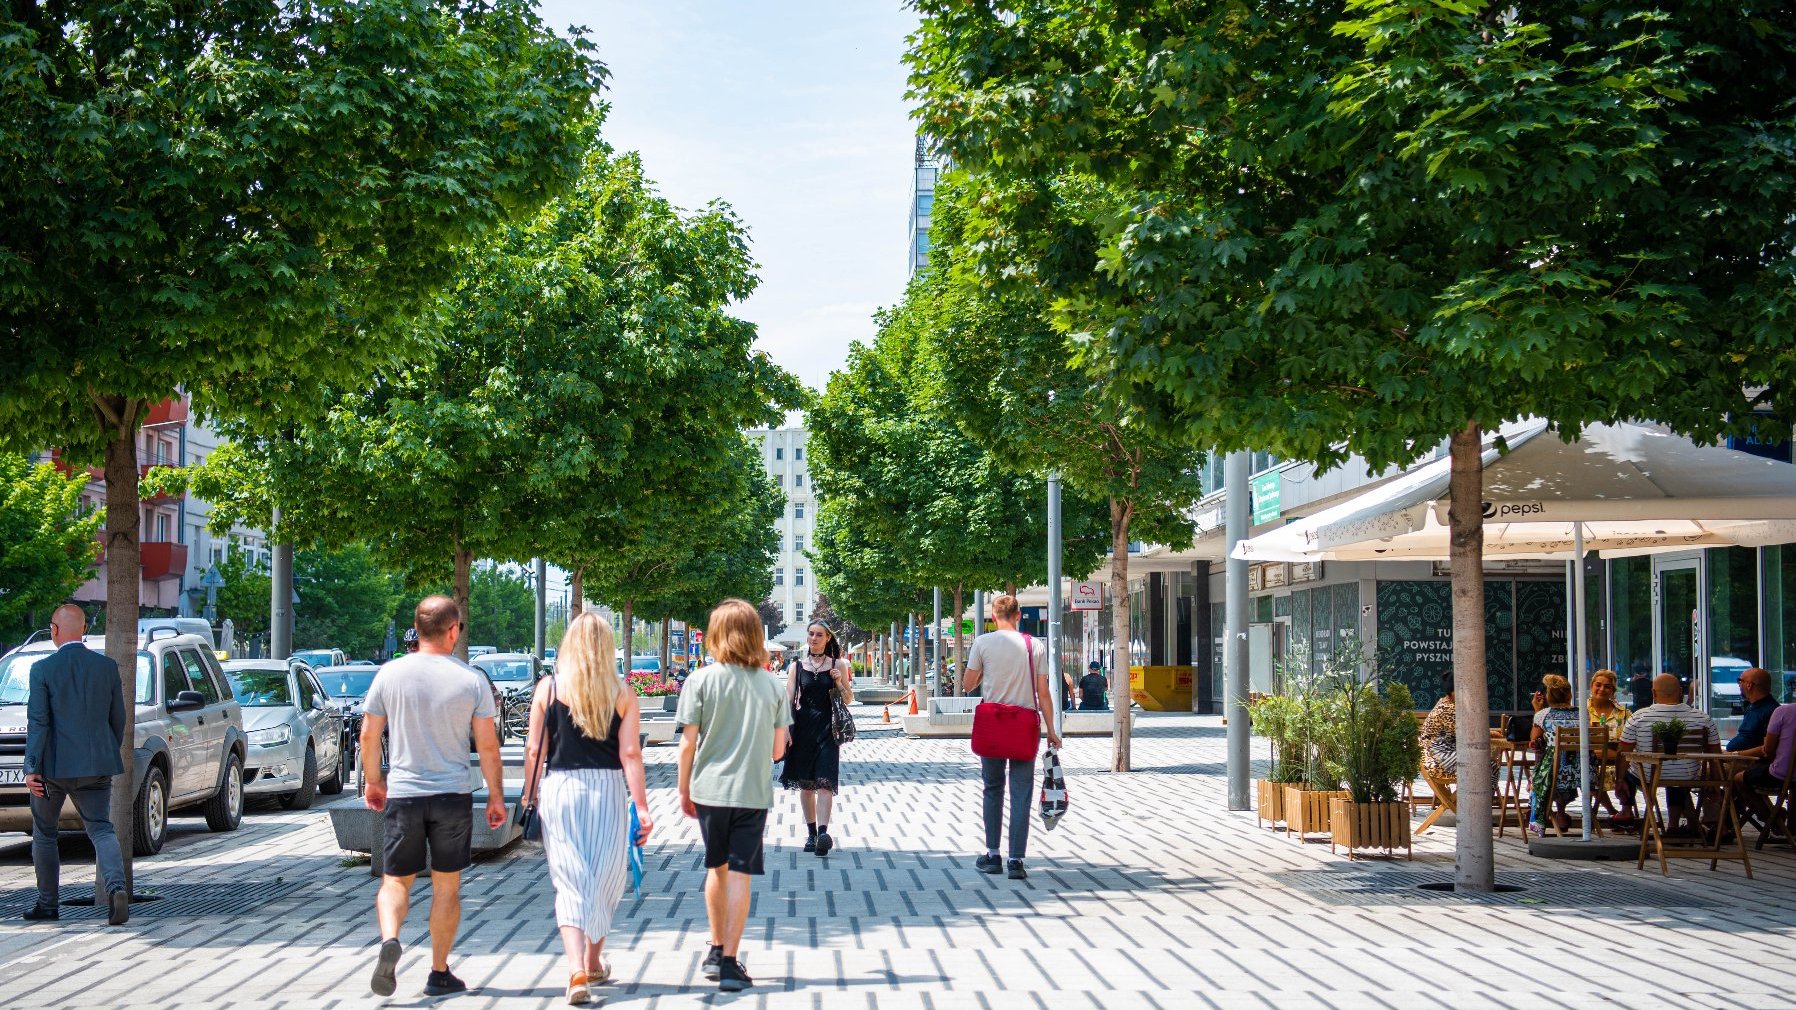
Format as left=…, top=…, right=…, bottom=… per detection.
left=1654, top=717, right=1688, bottom=755
left=1279, top=650, right=1349, bottom=841
left=1247, top=691, right=1302, bottom=828
left=1327, top=667, right=1421, bottom=861
left=629, top=671, right=680, bottom=710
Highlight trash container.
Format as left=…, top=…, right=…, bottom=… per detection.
left=1129, top=665, right=1194, bottom=711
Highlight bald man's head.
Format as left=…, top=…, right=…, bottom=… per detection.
left=50, top=604, right=86, bottom=645
left=1652, top=673, right=1684, bottom=704
left=1741, top=667, right=1773, bottom=702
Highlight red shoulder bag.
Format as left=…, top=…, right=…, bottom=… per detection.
left=970, top=633, right=1044, bottom=762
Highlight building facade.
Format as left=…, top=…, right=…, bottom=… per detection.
left=749, top=426, right=816, bottom=633
left=908, top=136, right=938, bottom=275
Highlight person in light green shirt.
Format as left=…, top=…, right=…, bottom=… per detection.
left=676, top=599, right=791, bottom=993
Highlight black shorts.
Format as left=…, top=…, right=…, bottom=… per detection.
left=382, top=793, right=474, bottom=877
left=695, top=804, right=768, bottom=875
left=1744, top=762, right=1782, bottom=792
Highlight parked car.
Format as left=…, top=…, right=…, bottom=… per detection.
left=291, top=647, right=347, bottom=670
left=313, top=664, right=382, bottom=717
left=139, top=617, right=216, bottom=650
left=344, top=659, right=378, bottom=667
left=0, top=631, right=246, bottom=855
left=474, top=653, right=542, bottom=739
left=223, top=658, right=347, bottom=809
left=468, top=645, right=498, bottom=659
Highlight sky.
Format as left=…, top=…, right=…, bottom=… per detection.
left=534, top=1, right=924, bottom=401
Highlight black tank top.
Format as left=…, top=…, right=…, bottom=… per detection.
left=545, top=696, right=624, bottom=771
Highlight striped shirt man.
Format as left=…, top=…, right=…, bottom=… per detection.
left=1620, top=701, right=1719, bottom=781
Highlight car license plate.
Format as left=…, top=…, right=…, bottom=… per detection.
left=0, top=769, right=25, bottom=786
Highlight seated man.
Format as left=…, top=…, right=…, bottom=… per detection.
left=1077, top=661, right=1109, bottom=711
left=1734, top=699, right=1795, bottom=829
left=1617, top=674, right=1720, bottom=833
left=1728, top=668, right=1779, bottom=753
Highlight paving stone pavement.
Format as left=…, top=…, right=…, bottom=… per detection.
left=1, top=710, right=1795, bottom=1009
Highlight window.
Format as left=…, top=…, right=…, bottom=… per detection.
left=775, top=447, right=785, bottom=460
left=796, top=603, right=806, bottom=620
left=795, top=568, right=806, bottom=587
left=794, top=535, right=805, bottom=552
left=795, top=447, right=804, bottom=461
left=795, top=503, right=805, bottom=520
left=774, top=568, right=784, bottom=586
left=777, top=474, right=785, bottom=487
left=794, top=474, right=804, bottom=487
left=155, top=512, right=171, bottom=542
left=295, top=668, right=319, bottom=709
left=178, top=650, right=221, bottom=704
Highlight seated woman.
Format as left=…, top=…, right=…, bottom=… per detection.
left=1419, top=671, right=1457, bottom=778
left=1530, top=675, right=1582, bottom=833
left=1586, top=669, right=1635, bottom=825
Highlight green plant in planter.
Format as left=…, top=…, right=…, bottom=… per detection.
left=1320, top=639, right=1421, bottom=805
left=1654, top=717, right=1689, bottom=755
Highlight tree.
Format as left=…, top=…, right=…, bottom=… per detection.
left=191, top=148, right=799, bottom=659
left=0, top=0, right=603, bottom=883
left=917, top=182, right=1203, bottom=770
left=214, top=551, right=272, bottom=642
left=757, top=598, right=787, bottom=632
left=293, top=546, right=405, bottom=659
left=909, top=0, right=1796, bottom=888
left=396, top=564, right=533, bottom=653
left=0, top=455, right=100, bottom=645
left=809, top=594, right=870, bottom=648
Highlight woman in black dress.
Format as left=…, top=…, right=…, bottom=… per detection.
left=781, top=621, right=853, bottom=855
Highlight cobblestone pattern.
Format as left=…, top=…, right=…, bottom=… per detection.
left=0, top=712, right=1793, bottom=1008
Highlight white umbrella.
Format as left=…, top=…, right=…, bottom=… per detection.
left=1233, top=420, right=1796, bottom=840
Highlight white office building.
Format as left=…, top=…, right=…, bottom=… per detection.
left=750, top=426, right=815, bottom=634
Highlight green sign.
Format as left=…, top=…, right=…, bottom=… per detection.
left=1250, top=471, right=1281, bottom=525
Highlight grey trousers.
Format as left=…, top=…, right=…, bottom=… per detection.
left=981, top=756, right=1034, bottom=860
left=31, top=775, right=127, bottom=907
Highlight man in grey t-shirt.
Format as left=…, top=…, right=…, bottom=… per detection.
left=361, top=596, right=503, bottom=998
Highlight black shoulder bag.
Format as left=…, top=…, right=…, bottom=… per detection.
left=514, top=677, right=555, bottom=842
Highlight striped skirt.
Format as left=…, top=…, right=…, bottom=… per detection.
left=540, top=767, right=630, bottom=939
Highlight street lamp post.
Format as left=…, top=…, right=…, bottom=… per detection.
left=1224, top=451, right=1251, bottom=811
left=533, top=558, right=547, bottom=659
left=1047, top=472, right=1064, bottom=732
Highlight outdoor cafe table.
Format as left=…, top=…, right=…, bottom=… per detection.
left=1630, top=751, right=1756, bottom=878
left=1494, top=739, right=1537, bottom=840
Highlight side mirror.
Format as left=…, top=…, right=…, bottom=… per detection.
left=311, top=695, right=326, bottom=711
left=168, top=690, right=206, bottom=712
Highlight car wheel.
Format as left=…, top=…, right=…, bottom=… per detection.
left=203, top=751, right=244, bottom=832
left=133, top=764, right=168, bottom=857
left=279, top=746, right=318, bottom=810
left=318, top=736, right=345, bottom=796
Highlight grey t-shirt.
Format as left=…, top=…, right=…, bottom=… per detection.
left=966, top=630, right=1046, bottom=709
left=363, top=653, right=497, bottom=798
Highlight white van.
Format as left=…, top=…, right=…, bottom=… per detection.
left=140, top=618, right=216, bottom=651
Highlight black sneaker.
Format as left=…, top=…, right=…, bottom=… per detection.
left=973, top=853, right=1002, bottom=874
left=814, top=830, right=833, bottom=857
left=370, top=938, right=402, bottom=997
left=1007, top=859, right=1028, bottom=880
left=702, top=944, right=724, bottom=981
left=718, top=955, right=753, bottom=992
left=108, top=889, right=129, bottom=926
left=423, top=969, right=467, bottom=996
left=21, top=904, right=57, bottom=922
left=803, top=835, right=816, bottom=852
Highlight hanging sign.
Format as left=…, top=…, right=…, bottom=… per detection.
left=1070, top=581, right=1102, bottom=611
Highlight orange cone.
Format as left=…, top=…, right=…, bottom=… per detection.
left=907, top=689, right=919, bottom=716
left=882, top=705, right=891, bottom=724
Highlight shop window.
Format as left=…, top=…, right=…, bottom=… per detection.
left=1708, top=546, right=1760, bottom=714
left=1608, top=556, right=1653, bottom=694
left=1254, top=595, right=1273, bottom=623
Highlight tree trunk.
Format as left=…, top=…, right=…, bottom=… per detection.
left=1109, top=496, right=1134, bottom=773
left=659, top=617, right=672, bottom=674
left=621, top=599, right=635, bottom=675
left=953, top=582, right=965, bottom=698
left=1449, top=421, right=1495, bottom=891
left=570, top=567, right=584, bottom=617
left=452, top=546, right=473, bottom=662
left=100, top=398, right=142, bottom=895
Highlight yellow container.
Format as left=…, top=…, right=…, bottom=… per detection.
left=1129, top=665, right=1194, bottom=711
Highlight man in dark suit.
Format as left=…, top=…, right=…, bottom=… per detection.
left=24, top=604, right=129, bottom=925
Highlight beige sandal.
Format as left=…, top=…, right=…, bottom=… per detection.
left=566, top=971, right=591, bottom=1005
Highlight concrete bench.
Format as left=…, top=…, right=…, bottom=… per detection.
left=902, top=703, right=1116, bottom=738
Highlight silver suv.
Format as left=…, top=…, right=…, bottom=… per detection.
left=0, top=630, right=247, bottom=855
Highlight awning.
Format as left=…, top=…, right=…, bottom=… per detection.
left=1233, top=421, right=1796, bottom=563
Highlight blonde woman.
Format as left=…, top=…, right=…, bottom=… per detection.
left=1587, top=669, right=1635, bottom=824
left=524, top=612, right=653, bottom=1005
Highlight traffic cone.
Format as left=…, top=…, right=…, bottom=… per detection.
left=907, top=689, right=919, bottom=716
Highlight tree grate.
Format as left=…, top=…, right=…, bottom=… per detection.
left=0, top=879, right=308, bottom=919
left=1272, top=868, right=1722, bottom=908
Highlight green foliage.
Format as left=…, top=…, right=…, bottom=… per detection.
left=215, top=552, right=273, bottom=640
left=808, top=594, right=870, bottom=648
left=0, top=456, right=100, bottom=642
left=0, top=0, right=606, bottom=458
left=292, top=546, right=405, bottom=659
left=398, top=564, right=534, bottom=653
left=1655, top=717, right=1689, bottom=753
left=1254, top=645, right=1347, bottom=790
left=1332, top=678, right=1422, bottom=806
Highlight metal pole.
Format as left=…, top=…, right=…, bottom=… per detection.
left=1574, top=523, right=1593, bottom=840
left=533, top=558, right=547, bottom=659
left=1048, top=472, right=1064, bottom=735
left=932, top=587, right=942, bottom=701
left=907, top=613, right=918, bottom=690
left=1224, top=451, right=1251, bottom=810
left=890, top=622, right=900, bottom=682
left=269, top=508, right=292, bottom=661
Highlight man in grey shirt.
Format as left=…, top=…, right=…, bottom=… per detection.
left=361, top=596, right=503, bottom=998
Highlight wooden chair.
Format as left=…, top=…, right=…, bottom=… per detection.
left=1634, top=728, right=1750, bottom=877
left=1755, top=754, right=1796, bottom=852
left=1545, top=725, right=1611, bottom=837
left=1417, top=765, right=1458, bottom=834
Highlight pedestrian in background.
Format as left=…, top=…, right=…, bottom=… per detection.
left=780, top=620, right=852, bottom=855
left=22, top=604, right=129, bottom=926
left=677, top=599, right=792, bottom=992
left=523, top=611, right=653, bottom=1005
left=361, top=596, right=506, bottom=998
left=1078, top=660, right=1110, bottom=711
left=962, top=593, right=1061, bottom=880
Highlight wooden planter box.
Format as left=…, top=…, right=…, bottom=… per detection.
left=1328, top=798, right=1413, bottom=861
left=1282, top=786, right=1348, bottom=840
left=1256, top=780, right=1289, bottom=828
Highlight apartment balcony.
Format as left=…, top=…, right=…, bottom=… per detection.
left=48, top=448, right=102, bottom=482
left=143, top=397, right=189, bottom=428
left=139, top=541, right=188, bottom=581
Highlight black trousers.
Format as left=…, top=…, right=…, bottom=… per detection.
left=981, top=756, right=1034, bottom=859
